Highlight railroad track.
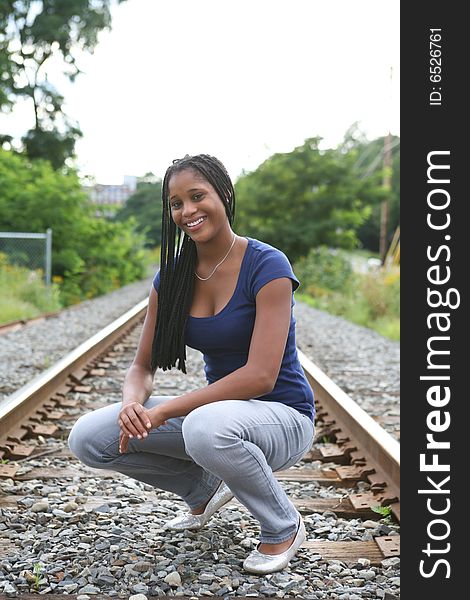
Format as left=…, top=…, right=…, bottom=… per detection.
left=0, top=300, right=400, bottom=597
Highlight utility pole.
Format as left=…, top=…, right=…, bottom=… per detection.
left=380, top=66, right=394, bottom=265
left=380, top=131, right=392, bottom=264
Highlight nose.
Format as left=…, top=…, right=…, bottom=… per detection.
left=181, top=201, right=197, bottom=220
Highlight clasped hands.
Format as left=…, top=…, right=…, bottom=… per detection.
left=118, top=401, right=168, bottom=453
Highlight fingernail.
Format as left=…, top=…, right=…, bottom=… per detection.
left=129, top=435, right=133, bottom=439
left=137, top=435, right=141, bottom=439
left=147, top=423, right=151, bottom=428
left=143, top=432, right=147, bottom=438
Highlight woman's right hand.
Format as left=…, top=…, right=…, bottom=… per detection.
left=118, top=401, right=152, bottom=440
left=119, top=430, right=129, bottom=454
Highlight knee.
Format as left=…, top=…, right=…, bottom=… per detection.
left=68, top=413, right=105, bottom=468
left=182, top=404, right=234, bottom=463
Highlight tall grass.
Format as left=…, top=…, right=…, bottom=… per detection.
left=0, top=253, right=62, bottom=325
left=294, top=247, right=400, bottom=341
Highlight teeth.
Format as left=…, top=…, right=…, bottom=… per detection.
left=187, top=217, right=204, bottom=227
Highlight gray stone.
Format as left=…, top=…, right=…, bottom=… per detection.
left=328, top=564, right=343, bottom=574
left=358, top=569, right=375, bottom=580
left=80, top=535, right=93, bottom=543
left=23, top=570, right=37, bottom=583
left=314, top=526, right=331, bottom=534
left=259, top=586, right=278, bottom=596
left=18, top=498, right=35, bottom=508
left=381, top=557, right=400, bottom=568
left=378, top=524, right=393, bottom=535
left=164, top=571, right=182, bottom=587
left=131, top=561, right=152, bottom=572
left=362, top=519, right=379, bottom=528
left=78, top=585, right=100, bottom=594
left=96, top=574, right=115, bottom=585
left=31, top=501, right=49, bottom=513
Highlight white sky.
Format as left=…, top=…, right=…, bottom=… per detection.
left=1, top=0, right=400, bottom=184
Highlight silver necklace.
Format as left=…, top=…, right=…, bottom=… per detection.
left=195, top=234, right=237, bottom=281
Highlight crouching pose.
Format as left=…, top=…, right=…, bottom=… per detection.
left=68, top=154, right=315, bottom=574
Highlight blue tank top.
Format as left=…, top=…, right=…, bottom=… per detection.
left=153, top=237, right=315, bottom=421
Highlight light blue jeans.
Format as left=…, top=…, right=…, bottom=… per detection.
left=68, top=396, right=315, bottom=543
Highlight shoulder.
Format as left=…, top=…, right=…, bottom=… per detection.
left=247, top=237, right=294, bottom=270
left=248, top=237, right=290, bottom=261
left=152, top=269, right=160, bottom=292
left=245, top=237, right=299, bottom=296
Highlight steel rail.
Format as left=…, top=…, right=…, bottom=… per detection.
left=0, top=300, right=148, bottom=439
left=298, top=349, right=400, bottom=503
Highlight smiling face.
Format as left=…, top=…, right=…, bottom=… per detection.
left=168, top=168, right=230, bottom=241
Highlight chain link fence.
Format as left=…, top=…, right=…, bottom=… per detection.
left=0, top=229, right=52, bottom=285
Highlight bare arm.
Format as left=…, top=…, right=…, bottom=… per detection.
left=122, top=285, right=158, bottom=406
left=152, top=277, right=293, bottom=422
left=119, top=286, right=160, bottom=449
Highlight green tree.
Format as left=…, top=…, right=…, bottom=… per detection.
left=0, top=7, right=16, bottom=111
left=234, top=136, right=384, bottom=263
left=0, top=148, right=146, bottom=304
left=339, top=123, right=400, bottom=252
left=114, top=174, right=163, bottom=248
left=0, top=0, right=125, bottom=167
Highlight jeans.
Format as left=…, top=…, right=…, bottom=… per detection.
left=67, top=396, right=315, bottom=543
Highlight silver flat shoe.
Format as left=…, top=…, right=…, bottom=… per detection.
left=243, top=511, right=306, bottom=574
left=165, top=481, right=234, bottom=531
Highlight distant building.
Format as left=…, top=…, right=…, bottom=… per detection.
left=83, top=176, right=138, bottom=206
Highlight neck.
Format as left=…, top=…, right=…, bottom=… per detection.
left=194, top=229, right=236, bottom=264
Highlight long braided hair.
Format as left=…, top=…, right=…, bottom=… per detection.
left=151, top=154, right=236, bottom=373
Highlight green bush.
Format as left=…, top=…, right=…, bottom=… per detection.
left=295, top=254, right=400, bottom=341
left=294, top=246, right=353, bottom=294
left=0, top=149, right=147, bottom=307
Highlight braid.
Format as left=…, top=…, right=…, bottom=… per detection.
left=151, top=154, right=236, bottom=373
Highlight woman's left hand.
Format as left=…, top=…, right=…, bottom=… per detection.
left=147, top=405, right=169, bottom=430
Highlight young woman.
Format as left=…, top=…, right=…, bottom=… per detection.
left=68, top=154, right=315, bottom=575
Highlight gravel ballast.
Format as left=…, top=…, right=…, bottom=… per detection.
left=0, top=278, right=400, bottom=598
